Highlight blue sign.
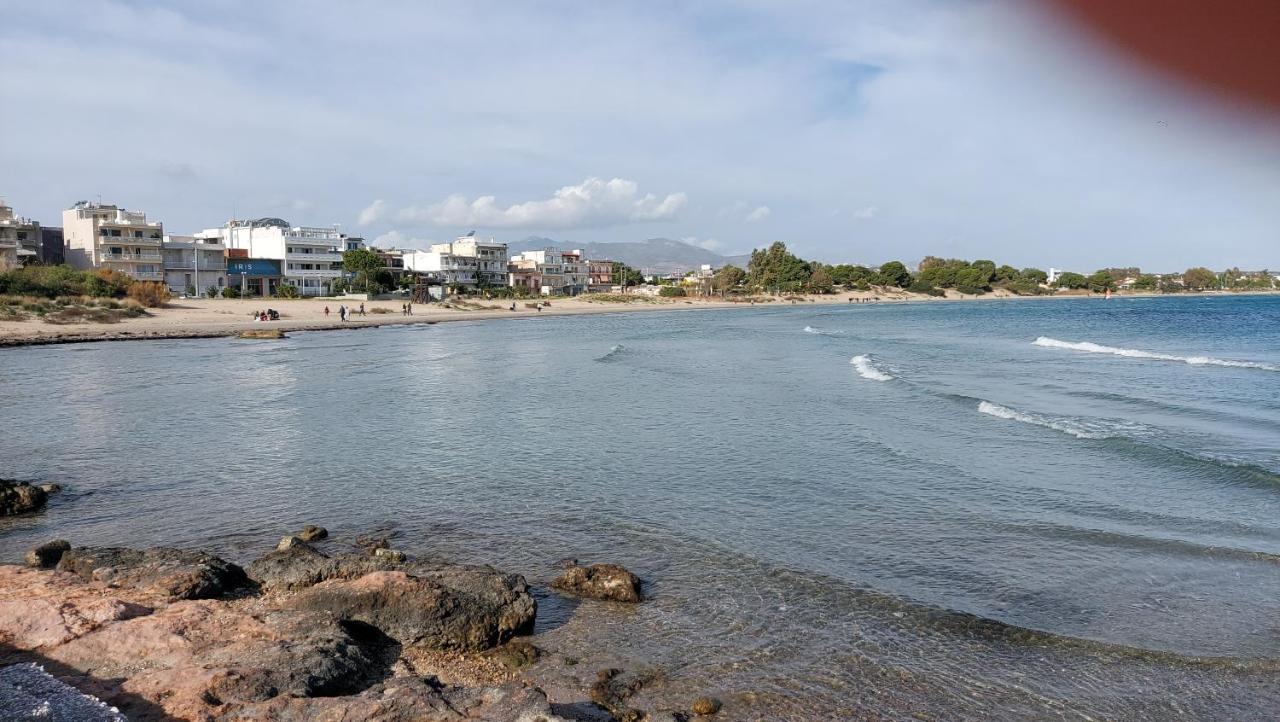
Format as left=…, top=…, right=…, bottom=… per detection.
left=226, top=258, right=281, bottom=276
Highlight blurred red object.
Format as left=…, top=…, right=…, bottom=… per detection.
left=1049, top=0, right=1280, bottom=111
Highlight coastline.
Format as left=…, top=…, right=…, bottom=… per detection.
left=1, top=290, right=1275, bottom=348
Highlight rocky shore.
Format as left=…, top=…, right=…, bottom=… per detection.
left=0, top=529, right=713, bottom=722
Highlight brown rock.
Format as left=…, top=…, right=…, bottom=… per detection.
left=296, top=524, right=328, bottom=542
left=288, top=569, right=535, bottom=651
left=1, top=479, right=48, bottom=516
left=56, top=546, right=250, bottom=601
left=374, top=547, right=407, bottom=562
left=25, top=539, right=71, bottom=568
left=692, top=696, right=722, bottom=715
left=551, top=562, right=642, bottom=602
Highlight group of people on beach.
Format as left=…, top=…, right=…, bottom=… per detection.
left=251, top=309, right=280, bottom=322
left=400, top=303, right=413, bottom=316
left=323, top=303, right=365, bottom=322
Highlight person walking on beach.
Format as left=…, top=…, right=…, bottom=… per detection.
left=407, top=302, right=412, bottom=316
left=359, top=303, right=365, bottom=317
left=324, top=306, right=330, bottom=317
left=338, top=304, right=346, bottom=322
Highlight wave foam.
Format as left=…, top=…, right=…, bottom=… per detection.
left=977, top=401, right=1138, bottom=440
left=596, top=344, right=625, bottom=362
left=804, top=325, right=842, bottom=336
left=850, top=355, right=893, bottom=381
left=1033, top=337, right=1278, bottom=371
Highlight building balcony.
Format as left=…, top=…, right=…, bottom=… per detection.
left=287, top=251, right=344, bottom=262
left=285, top=269, right=342, bottom=278
left=128, top=271, right=165, bottom=281
left=100, top=235, right=162, bottom=245
left=102, top=252, right=163, bottom=262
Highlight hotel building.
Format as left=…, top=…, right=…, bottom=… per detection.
left=161, top=234, right=227, bottom=296
left=63, top=201, right=165, bottom=281
left=199, top=217, right=355, bottom=296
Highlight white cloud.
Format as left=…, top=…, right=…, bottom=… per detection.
left=851, top=205, right=878, bottom=219
left=390, top=178, right=686, bottom=229
left=359, top=199, right=389, bottom=226
left=371, top=229, right=436, bottom=250
left=683, top=236, right=723, bottom=251
left=744, top=205, right=771, bottom=223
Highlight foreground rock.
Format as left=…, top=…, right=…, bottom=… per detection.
left=250, top=542, right=536, bottom=651
left=238, top=328, right=285, bottom=339
left=56, top=546, right=251, bottom=601
left=1, top=480, right=47, bottom=516
left=0, top=562, right=567, bottom=721
left=552, top=562, right=643, bottom=603
left=24, top=539, right=71, bottom=568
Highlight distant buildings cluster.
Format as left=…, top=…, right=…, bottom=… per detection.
left=0, top=199, right=622, bottom=299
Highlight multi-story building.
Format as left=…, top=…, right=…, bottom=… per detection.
left=507, top=259, right=543, bottom=294
left=0, top=200, right=41, bottom=268
left=200, top=217, right=351, bottom=296
left=39, top=227, right=64, bottom=265
left=402, top=235, right=509, bottom=289
left=63, top=201, right=165, bottom=281
left=587, top=258, right=614, bottom=291
left=510, top=248, right=591, bottom=295
left=162, top=234, right=227, bottom=296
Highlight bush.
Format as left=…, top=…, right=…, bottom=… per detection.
left=658, top=286, right=687, bottom=298
left=273, top=283, right=300, bottom=299
left=222, top=285, right=241, bottom=299
left=0, top=265, right=132, bottom=299
left=126, top=281, right=171, bottom=308
left=907, top=281, right=944, bottom=296
left=185, top=284, right=196, bottom=297
left=206, top=286, right=221, bottom=298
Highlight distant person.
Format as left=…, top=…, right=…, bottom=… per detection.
left=338, top=304, right=346, bottom=322
left=359, top=303, right=365, bottom=316
left=407, top=302, right=412, bottom=315
left=324, top=306, right=330, bottom=317
left=510, top=302, right=516, bottom=311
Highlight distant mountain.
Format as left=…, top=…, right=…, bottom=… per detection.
left=507, top=237, right=750, bottom=274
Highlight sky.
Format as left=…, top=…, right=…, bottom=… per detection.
left=2, top=0, right=1277, bottom=272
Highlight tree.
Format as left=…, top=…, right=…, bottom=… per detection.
left=712, top=264, right=745, bottom=296
left=1132, top=274, right=1159, bottom=291
left=611, top=262, right=644, bottom=288
left=1181, top=267, right=1218, bottom=291
left=808, top=265, right=834, bottom=293
left=747, top=241, right=811, bottom=293
left=343, top=248, right=383, bottom=293
left=876, top=261, right=912, bottom=288
left=1086, top=270, right=1115, bottom=292
left=954, top=266, right=992, bottom=294
left=994, top=265, right=1019, bottom=283
left=1019, top=268, right=1048, bottom=284
left=1054, top=271, right=1088, bottom=289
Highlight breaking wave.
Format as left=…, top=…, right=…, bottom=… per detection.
left=596, top=344, right=626, bottom=362
left=850, top=355, right=893, bottom=381
left=804, top=325, right=843, bottom=336
left=1033, top=337, right=1279, bottom=372
left=977, top=401, right=1138, bottom=440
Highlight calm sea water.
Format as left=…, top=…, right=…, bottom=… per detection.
left=3, top=295, right=1279, bottom=719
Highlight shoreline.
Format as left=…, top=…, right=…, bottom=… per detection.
left=1, top=289, right=1275, bottom=349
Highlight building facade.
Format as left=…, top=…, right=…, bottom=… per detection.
left=63, top=201, right=164, bottom=281
left=0, top=200, right=41, bottom=268
left=588, top=258, right=614, bottom=291
left=162, top=234, right=227, bottom=296
left=39, top=227, right=64, bottom=265
left=201, top=218, right=350, bottom=296
left=512, top=248, right=590, bottom=295
left=403, top=235, right=509, bottom=289
left=225, top=257, right=284, bottom=297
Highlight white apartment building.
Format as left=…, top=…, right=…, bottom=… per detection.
left=0, top=199, right=40, bottom=268
left=403, top=234, right=508, bottom=288
left=512, top=248, right=589, bottom=295
left=200, top=217, right=354, bottom=296
left=161, top=234, right=227, bottom=296
left=63, top=201, right=164, bottom=281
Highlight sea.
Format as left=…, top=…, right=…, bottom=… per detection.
left=2, top=294, right=1279, bottom=719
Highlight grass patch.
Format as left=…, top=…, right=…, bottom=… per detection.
left=578, top=293, right=661, bottom=304
left=0, top=295, right=147, bottom=324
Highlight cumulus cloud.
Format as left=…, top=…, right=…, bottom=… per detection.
left=371, top=229, right=436, bottom=249
left=388, top=178, right=686, bottom=229
left=744, top=205, right=771, bottom=223
left=359, top=199, right=389, bottom=226
left=851, top=205, right=878, bottom=219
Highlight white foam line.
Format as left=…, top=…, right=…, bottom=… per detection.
left=850, top=354, right=893, bottom=381
left=1032, top=337, right=1278, bottom=372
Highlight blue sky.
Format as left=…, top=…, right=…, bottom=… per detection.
left=2, top=0, right=1277, bottom=271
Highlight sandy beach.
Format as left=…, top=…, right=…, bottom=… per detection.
left=1, top=289, right=1273, bottom=347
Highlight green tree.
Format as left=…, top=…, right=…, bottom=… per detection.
left=611, top=261, right=644, bottom=287
left=1086, top=271, right=1115, bottom=292
left=712, top=264, right=746, bottom=296
left=747, top=241, right=812, bottom=293
left=1132, top=274, right=1159, bottom=291
left=1054, top=272, right=1088, bottom=289
left=876, top=261, right=912, bottom=288
left=1019, top=268, right=1048, bottom=284
left=954, top=266, right=992, bottom=294
left=808, top=265, right=834, bottom=293
left=1181, top=267, right=1218, bottom=291
left=343, top=248, right=383, bottom=293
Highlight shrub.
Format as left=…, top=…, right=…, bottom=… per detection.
left=206, top=286, right=221, bottom=298
left=907, top=281, right=944, bottom=296
left=273, top=283, right=300, bottom=299
left=126, top=281, right=171, bottom=308
left=658, top=286, right=687, bottom=298
left=222, top=286, right=241, bottom=299
left=185, top=284, right=196, bottom=297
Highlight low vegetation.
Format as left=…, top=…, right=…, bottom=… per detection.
left=0, top=295, right=147, bottom=324
left=579, top=293, right=661, bottom=304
